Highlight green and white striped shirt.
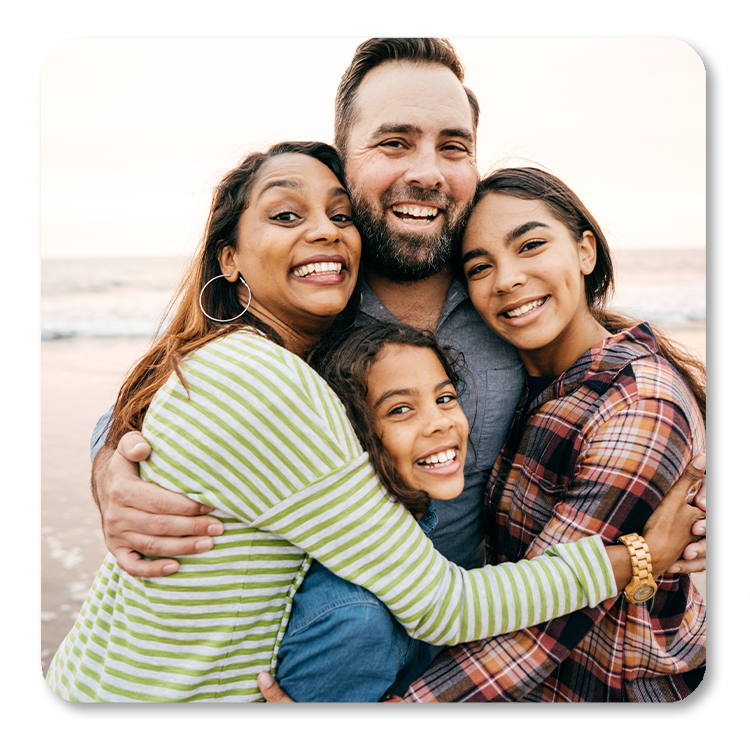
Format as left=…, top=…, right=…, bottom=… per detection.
left=47, top=330, right=616, bottom=702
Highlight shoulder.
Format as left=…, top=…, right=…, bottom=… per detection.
left=182, top=329, right=323, bottom=397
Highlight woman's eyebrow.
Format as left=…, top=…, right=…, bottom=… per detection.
left=258, top=182, right=348, bottom=200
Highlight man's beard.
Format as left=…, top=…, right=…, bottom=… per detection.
left=350, top=186, right=473, bottom=283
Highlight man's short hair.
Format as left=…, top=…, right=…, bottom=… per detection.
left=334, top=38, right=480, bottom=158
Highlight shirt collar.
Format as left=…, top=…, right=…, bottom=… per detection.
left=359, top=276, right=469, bottom=328
left=558, top=322, right=659, bottom=397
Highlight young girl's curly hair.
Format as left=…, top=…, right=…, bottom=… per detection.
left=308, top=319, right=467, bottom=518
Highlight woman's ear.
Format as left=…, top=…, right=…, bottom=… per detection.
left=579, top=231, right=597, bottom=276
left=219, top=246, right=240, bottom=282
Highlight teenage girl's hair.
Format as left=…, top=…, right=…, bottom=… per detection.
left=106, top=141, right=360, bottom=447
left=334, top=37, right=479, bottom=158
left=474, top=167, right=706, bottom=421
left=308, top=320, right=466, bottom=517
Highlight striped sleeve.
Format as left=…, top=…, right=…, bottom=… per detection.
left=142, top=331, right=617, bottom=646
left=253, top=458, right=616, bottom=644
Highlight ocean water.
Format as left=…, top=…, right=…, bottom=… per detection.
left=40, top=249, right=705, bottom=341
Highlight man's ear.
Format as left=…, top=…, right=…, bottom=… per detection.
left=579, top=231, right=597, bottom=276
left=219, top=246, right=240, bottom=282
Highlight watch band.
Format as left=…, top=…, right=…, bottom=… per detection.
left=618, top=532, right=657, bottom=603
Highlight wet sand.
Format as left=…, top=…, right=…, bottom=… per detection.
left=40, top=323, right=707, bottom=675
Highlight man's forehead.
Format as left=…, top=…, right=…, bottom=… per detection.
left=351, top=61, right=474, bottom=140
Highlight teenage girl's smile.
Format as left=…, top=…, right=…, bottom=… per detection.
left=366, top=343, right=469, bottom=501
left=462, top=193, right=609, bottom=377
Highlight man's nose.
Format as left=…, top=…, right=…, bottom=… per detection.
left=403, top=146, right=444, bottom=191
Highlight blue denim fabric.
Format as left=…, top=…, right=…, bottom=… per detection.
left=90, top=405, right=113, bottom=462
left=275, top=505, right=445, bottom=702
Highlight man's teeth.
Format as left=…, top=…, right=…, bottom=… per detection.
left=293, top=262, right=343, bottom=278
left=417, top=448, right=457, bottom=468
left=393, top=204, right=439, bottom=224
left=505, top=298, right=546, bottom=318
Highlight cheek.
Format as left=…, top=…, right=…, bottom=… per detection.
left=349, top=156, right=399, bottom=200
left=379, top=425, right=412, bottom=471
left=446, top=166, right=478, bottom=206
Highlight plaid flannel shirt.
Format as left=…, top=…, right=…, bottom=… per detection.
left=400, top=324, right=706, bottom=702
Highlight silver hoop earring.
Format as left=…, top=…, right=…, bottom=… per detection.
left=199, top=274, right=252, bottom=323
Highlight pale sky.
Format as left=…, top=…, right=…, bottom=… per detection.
left=41, top=37, right=705, bottom=259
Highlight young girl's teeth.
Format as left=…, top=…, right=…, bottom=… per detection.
left=418, top=448, right=457, bottom=467
left=505, top=298, right=545, bottom=318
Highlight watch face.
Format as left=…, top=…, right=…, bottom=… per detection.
left=633, top=585, right=657, bottom=602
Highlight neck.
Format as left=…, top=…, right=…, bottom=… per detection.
left=365, top=266, right=454, bottom=332
left=521, top=310, right=611, bottom=377
left=249, top=305, right=328, bottom=358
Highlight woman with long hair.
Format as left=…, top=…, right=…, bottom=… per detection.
left=401, top=167, right=706, bottom=702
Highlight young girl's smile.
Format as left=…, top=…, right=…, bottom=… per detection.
left=462, top=193, right=608, bottom=377
left=366, top=343, right=469, bottom=501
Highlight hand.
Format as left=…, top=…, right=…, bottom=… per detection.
left=642, top=454, right=707, bottom=578
left=92, top=431, right=224, bottom=577
left=669, top=474, right=706, bottom=574
left=258, top=672, right=294, bottom=703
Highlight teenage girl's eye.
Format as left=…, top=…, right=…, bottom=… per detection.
left=465, top=262, right=490, bottom=279
left=520, top=239, right=545, bottom=253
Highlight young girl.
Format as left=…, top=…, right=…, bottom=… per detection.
left=403, top=167, right=707, bottom=702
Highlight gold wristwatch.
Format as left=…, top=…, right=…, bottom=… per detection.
left=618, top=532, right=658, bottom=604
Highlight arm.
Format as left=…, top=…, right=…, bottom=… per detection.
left=140, top=334, right=622, bottom=646
left=400, top=398, right=704, bottom=701
left=258, top=456, right=705, bottom=703
left=91, top=423, right=225, bottom=578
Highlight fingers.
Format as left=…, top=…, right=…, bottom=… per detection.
left=111, top=526, right=221, bottom=558
left=692, top=481, right=707, bottom=512
left=257, top=672, right=294, bottom=703
left=117, top=431, right=152, bottom=463
left=112, top=547, right=182, bottom=578
left=666, top=454, right=706, bottom=507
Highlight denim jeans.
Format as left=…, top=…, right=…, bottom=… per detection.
left=275, top=504, right=445, bottom=702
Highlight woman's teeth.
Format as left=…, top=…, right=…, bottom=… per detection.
left=293, top=262, right=343, bottom=278
left=393, top=204, right=439, bottom=224
left=417, top=448, right=457, bottom=468
left=505, top=298, right=546, bottom=318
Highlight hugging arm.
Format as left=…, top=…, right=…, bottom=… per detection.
left=399, top=400, right=706, bottom=702
left=91, top=424, right=224, bottom=577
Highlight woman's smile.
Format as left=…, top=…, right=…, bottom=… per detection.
left=220, top=153, right=361, bottom=352
left=462, top=193, right=606, bottom=376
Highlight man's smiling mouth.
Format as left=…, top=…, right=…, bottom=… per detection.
left=392, top=203, right=440, bottom=225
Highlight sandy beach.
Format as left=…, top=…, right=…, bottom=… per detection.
left=40, top=322, right=707, bottom=676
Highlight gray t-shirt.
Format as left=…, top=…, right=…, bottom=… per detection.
left=357, top=279, right=524, bottom=570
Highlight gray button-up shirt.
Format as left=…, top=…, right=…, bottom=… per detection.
left=357, top=279, right=524, bottom=570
